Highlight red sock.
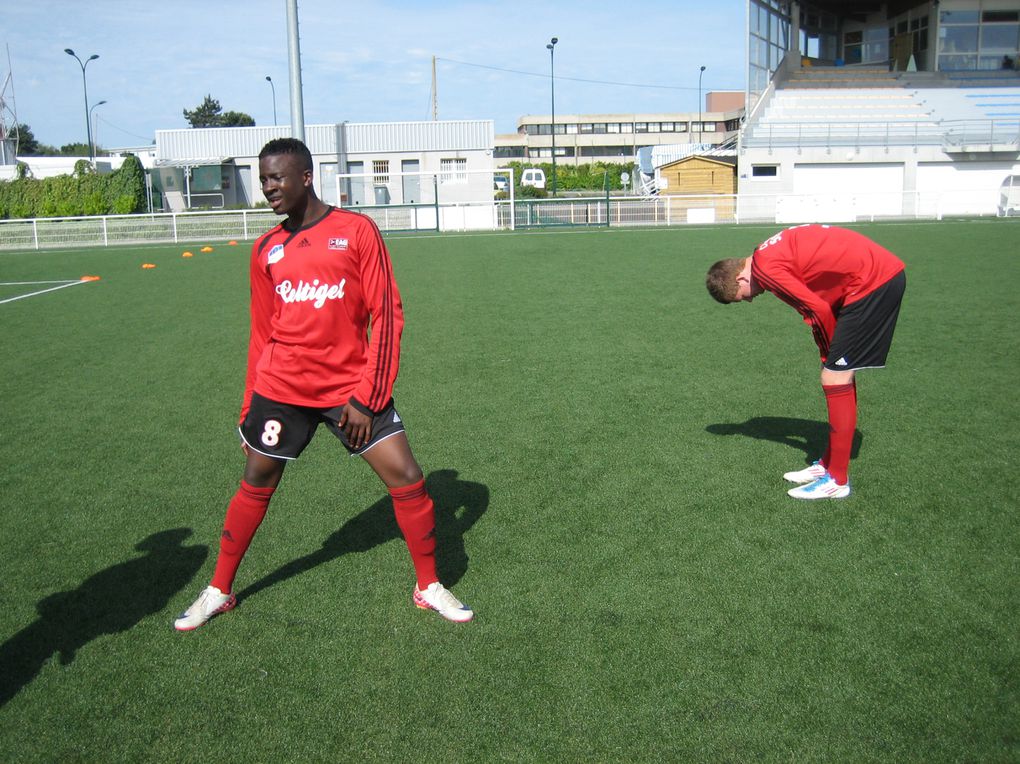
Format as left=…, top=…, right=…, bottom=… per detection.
left=820, top=380, right=856, bottom=470
left=210, top=480, right=275, bottom=593
left=822, top=383, right=857, bottom=485
left=390, top=478, right=437, bottom=589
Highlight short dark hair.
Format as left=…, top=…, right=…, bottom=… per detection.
left=259, top=138, right=313, bottom=172
left=705, top=257, right=747, bottom=303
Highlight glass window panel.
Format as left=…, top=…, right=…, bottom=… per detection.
left=939, top=53, right=978, bottom=69
left=941, top=10, right=979, bottom=23
left=940, top=26, right=979, bottom=53
left=982, top=25, right=1020, bottom=51
left=983, top=11, right=1019, bottom=23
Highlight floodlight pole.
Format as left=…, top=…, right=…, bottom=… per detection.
left=266, top=76, right=278, bottom=126
left=286, top=0, right=305, bottom=142
left=547, top=37, right=558, bottom=196
left=698, top=65, right=706, bottom=149
left=89, top=99, right=107, bottom=158
left=65, top=48, right=99, bottom=161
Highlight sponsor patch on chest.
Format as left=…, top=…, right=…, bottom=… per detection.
left=328, top=237, right=349, bottom=251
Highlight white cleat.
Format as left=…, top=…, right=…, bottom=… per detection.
left=787, top=473, right=850, bottom=500
left=783, top=461, right=828, bottom=484
left=413, top=582, right=474, bottom=622
left=174, top=585, right=236, bottom=631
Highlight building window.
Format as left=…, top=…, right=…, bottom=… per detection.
left=751, top=165, right=778, bottom=178
left=579, top=123, right=594, bottom=134
left=440, top=158, right=467, bottom=184
left=635, top=122, right=649, bottom=132
left=593, top=123, right=607, bottom=134
left=660, top=122, right=675, bottom=132
left=607, top=123, right=620, bottom=133
left=620, top=123, right=634, bottom=133
left=373, top=160, right=389, bottom=183
left=566, top=123, right=579, bottom=134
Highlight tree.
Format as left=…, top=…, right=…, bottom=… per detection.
left=183, top=95, right=222, bottom=127
left=10, top=123, right=40, bottom=155
left=60, top=142, right=92, bottom=157
left=183, top=95, right=254, bottom=128
left=220, top=110, right=255, bottom=127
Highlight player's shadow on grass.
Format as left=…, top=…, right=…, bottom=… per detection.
left=706, top=417, right=862, bottom=463
left=0, top=528, right=207, bottom=708
left=236, top=468, right=488, bottom=603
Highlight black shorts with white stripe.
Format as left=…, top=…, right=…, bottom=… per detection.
left=824, top=270, right=906, bottom=372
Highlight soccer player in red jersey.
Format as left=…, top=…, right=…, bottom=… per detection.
left=175, top=138, right=472, bottom=629
left=706, top=224, right=906, bottom=500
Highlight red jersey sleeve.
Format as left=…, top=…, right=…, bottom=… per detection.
left=752, top=257, right=836, bottom=358
left=348, top=218, right=404, bottom=414
left=240, top=237, right=278, bottom=423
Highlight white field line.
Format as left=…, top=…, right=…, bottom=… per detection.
left=0, top=279, right=93, bottom=305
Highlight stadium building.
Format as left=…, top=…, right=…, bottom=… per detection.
left=739, top=0, right=1020, bottom=220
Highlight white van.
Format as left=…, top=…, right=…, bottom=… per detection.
left=521, top=168, right=546, bottom=189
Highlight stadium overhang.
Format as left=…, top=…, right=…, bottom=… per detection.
left=154, top=157, right=234, bottom=168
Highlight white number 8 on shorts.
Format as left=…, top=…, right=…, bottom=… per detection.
left=261, top=419, right=283, bottom=447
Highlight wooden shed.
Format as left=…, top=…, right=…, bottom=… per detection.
left=657, top=155, right=736, bottom=196
left=656, top=155, right=737, bottom=222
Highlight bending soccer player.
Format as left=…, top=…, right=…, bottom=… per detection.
left=705, top=224, right=906, bottom=500
left=175, top=138, right=472, bottom=629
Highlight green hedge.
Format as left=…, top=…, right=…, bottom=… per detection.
left=0, top=155, right=148, bottom=219
left=503, top=161, right=627, bottom=193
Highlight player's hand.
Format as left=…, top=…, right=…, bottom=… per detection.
left=339, top=403, right=373, bottom=450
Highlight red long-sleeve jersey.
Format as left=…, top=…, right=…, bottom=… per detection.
left=750, top=224, right=904, bottom=358
left=240, top=206, right=404, bottom=422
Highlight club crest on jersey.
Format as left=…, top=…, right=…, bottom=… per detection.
left=267, top=244, right=285, bottom=264
left=328, top=238, right=349, bottom=251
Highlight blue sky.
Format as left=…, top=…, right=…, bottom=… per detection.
left=1, top=0, right=747, bottom=149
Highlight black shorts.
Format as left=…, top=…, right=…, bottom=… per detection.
left=239, top=392, right=406, bottom=460
left=825, top=270, right=906, bottom=372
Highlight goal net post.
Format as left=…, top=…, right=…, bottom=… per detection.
left=331, top=167, right=515, bottom=233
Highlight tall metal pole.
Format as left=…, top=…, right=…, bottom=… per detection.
left=65, top=48, right=99, bottom=161
left=89, top=99, right=106, bottom=159
left=265, top=76, right=277, bottom=126
left=286, top=0, right=305, bottom=142
left=547, top=37, right=558, bottom=196
left=698, top=65, right=706, bottom=148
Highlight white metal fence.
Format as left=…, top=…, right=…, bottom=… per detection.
left=0, top=187, right=1014, bottom=251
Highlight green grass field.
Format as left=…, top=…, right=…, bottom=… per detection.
left=1, top=221, right=1017, bottom=762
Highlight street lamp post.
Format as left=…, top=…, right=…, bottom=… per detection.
left=89, top=99, right=107, bottom=159
left=698, top=65, right=706, bottom=149
left=546, top=37, right=558, bottom=197
left=65, top=48, right=100, bottom=161
left=266, top=76, right=278, bottom=126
